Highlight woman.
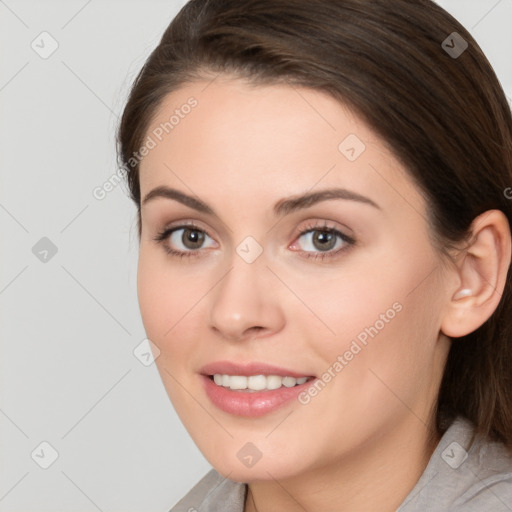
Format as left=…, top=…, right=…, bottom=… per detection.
left=117, top=0, right=512, bottom=510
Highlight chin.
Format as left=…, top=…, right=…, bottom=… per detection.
left=195, top=439, right=311, bottom=483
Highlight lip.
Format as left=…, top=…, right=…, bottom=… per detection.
left=200, top=360, right=313, bottom=379
left=199, top=360, right=316, bottom=417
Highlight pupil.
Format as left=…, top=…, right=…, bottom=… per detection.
left=313, top=231, right=335, bottom=251
left=183, top=228, right=204, bottom=249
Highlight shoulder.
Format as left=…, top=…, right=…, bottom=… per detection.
left=398, top=416, right=512, bottom=512
left=169, top=468, right=247, bottom=512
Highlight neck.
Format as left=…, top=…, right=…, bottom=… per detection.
left=244, top=415, right=440, bottom=512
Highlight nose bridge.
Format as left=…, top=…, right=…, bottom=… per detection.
left=208, top=245, right=283, bottom=340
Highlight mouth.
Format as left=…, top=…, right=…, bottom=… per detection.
left=207, top=374, right=314, bottom=392
left=199, top=361, right=317, bottom=417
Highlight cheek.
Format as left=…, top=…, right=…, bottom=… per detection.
left=305, top=245, right=442, bottom=386
left=327, top=273, right=441, bottom=414
left=137, top=252, right=199, bottom=408
left=137, top=247, right=202, bottom=339
left=136, top=247, right=214, bottom=394
left=137, top=267, right=169, bottom=340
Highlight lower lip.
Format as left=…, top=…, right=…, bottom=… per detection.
left=201, top=375, right=315, bottom=417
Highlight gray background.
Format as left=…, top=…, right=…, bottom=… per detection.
left=0, top=1, right=511, bottom=510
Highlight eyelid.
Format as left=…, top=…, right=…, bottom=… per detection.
left=156, top=219, right=217, bottom=242
left=290, top=219, right=355, bottom=243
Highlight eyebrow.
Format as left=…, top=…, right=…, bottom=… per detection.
left=141, top=185, right=381, bottom=216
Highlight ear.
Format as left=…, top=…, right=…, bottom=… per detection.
left=441, top=209, right=511, bottom=338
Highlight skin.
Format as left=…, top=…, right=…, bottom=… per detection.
left=136, top=75, right=511, bottom=512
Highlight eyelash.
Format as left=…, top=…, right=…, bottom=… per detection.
left=153, top=221, right=356, bottom=261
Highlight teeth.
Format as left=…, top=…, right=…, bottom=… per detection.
left=267, top=375, right=283, bottom=390
left=211, top=374, right=310, bottom=391
left=282, top=376, right=296, bottom=387
left=248, top=375, right=267, bottom=391
left=229, top=376, right=247, bottom=390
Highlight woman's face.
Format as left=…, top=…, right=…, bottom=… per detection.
left=137, top=76, right=452, bottom=481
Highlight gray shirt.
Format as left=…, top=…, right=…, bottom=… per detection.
left=169, top=416, right=512, bottom=511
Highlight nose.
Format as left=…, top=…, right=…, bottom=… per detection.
left=208, top=255, right=285, bottom=342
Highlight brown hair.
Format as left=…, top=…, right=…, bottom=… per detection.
left=117, top=0, right=512, bottom=450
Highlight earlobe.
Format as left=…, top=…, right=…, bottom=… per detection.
left=441, top=210, right=511, bottom=339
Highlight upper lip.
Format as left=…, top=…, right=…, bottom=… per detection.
left=200, top=361, right=314, bottom=378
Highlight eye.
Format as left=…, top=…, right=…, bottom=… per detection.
left=154, top=224, right=217, bottom=257
left=154, top=221, right=355, bottom=261
left=290, top=223, right=355, bottom=259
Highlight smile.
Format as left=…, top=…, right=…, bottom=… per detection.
left=211, top=374, right=310, bottom=391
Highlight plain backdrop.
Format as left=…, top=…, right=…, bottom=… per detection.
left=0, top=1, right=511, bottom=510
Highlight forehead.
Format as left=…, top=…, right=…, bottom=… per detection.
left=138, top=77, right=421, bottom=214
